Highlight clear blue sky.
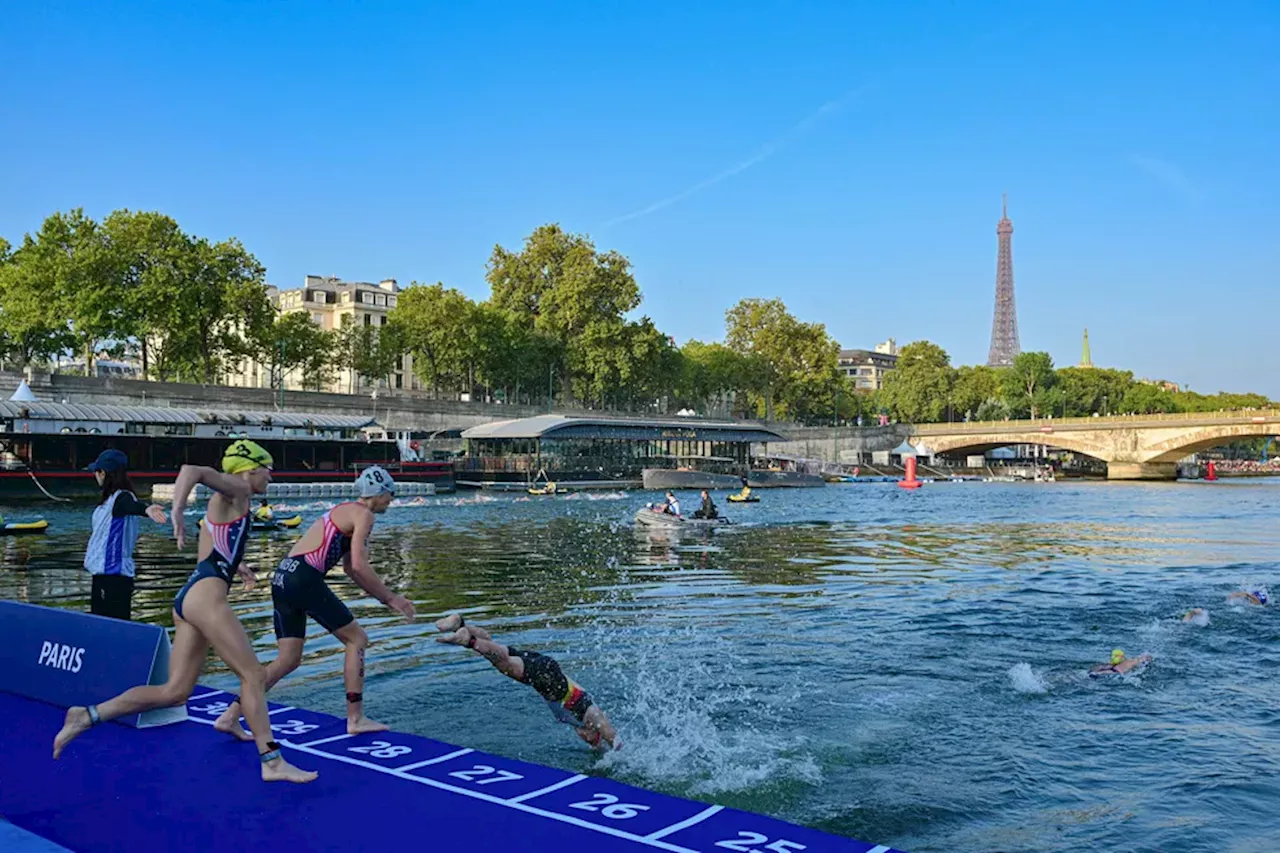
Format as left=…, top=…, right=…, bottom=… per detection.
left=1, top=1, right=1276, bottom=395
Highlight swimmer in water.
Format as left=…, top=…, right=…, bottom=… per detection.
left=1089, top=648, right=1152, bottom=677
left=1226, top=587, right=1269, bottom=606
left=213, top=466, right=414, bottom=737
left=434, top=614, right=619, bottom=750
left=1182, top=607, right=1210, bottom=626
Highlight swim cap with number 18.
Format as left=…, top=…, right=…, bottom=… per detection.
left=358, top=465, right=395, bottom=497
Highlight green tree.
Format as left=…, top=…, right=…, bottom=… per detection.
left=335, top=315, right=404, bottom=393
left=391, top=282, right=475, bottom=397
left=100, top=210, right=191, bottom=379
left=487, top=224, right=641, bottom=404
left=256, top=311, right=336, bottom=392
left=1001, top=351, right=1056, bottom=418
left=1055, top=367, right=1135, bottom=417
left=169, top=237, right=271, bottom=383
left=20, top=210, right=124, bottom=374
left=880, top=340, right=954, bottom=423
left=1118, top=382, right=1178, bottom=414
left=951, top=364, right=1001, bottom=421
left=0, top=249, right=73, bottom=367
left=724, top=298, right=841, bottom=420
left=676, top=340, right=750, bottom=416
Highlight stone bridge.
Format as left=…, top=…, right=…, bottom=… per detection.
left=911, top=410, right=1280, bottom=479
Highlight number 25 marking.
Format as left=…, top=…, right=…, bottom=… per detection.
left=568, top=793, right=651, bottom=820
left=448, top=764, right=524, bottom=785
left=716, top=832, right=807, bottom=853
left=349, top=740, right=412, bottom=759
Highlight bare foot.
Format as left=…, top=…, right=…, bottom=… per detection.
left=436, top=626, right=473, bottom=646
left=261, top=756, right=319, bottom=784
left=435, top=613, right=464, bottom=632
left=213, top=704, right=254, bottom=742
left=53, top=707, right=92, bottom=759
left=347, top=716, right=390, bottom=735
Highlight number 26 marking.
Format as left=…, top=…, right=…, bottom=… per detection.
left=448, top=764, right=524, bottom=785
left=349, top=740, right=412, bottom=759
left=716, top=832, right=807, bottom=853
left=568, top=793, right=650, bottom=820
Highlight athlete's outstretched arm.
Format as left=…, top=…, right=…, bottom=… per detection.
left=344, top=508, right=414, bottom=619
left=171, top=465, right=252, bottom=547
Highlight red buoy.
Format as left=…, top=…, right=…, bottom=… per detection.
left=1205, top=460, right=1217, bottom=481
left=898, top=455, right=922, bottom=490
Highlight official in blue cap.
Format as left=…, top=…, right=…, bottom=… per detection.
left=84, top=449, right=168, bottom=620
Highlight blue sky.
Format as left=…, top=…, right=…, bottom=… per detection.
left=1, top=1, right=1276, bottom=395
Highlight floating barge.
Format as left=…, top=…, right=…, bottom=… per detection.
left=457, top=415, right=797, bottom=490
left=0, top=686, right=904, bottom=853
left=0, top=400, right=454, bottom=499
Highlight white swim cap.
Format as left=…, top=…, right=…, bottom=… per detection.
left=357, top=466, right=395, bottom=497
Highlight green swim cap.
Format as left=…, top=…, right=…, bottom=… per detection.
left=222, top=439, right=273, bottom=474
left=1110, top=649, right=1125, bottom=665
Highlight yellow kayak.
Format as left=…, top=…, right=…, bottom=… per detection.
left=0, top=519, right=48, bottom=535
left=199, top=514, right=303, bottom=531
left=727, top=494, right=759, bottom=503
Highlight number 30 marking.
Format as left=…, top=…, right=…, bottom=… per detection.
left=568, top=792, right=651, bottom=820
left=716, top=832, right=807, bottom=853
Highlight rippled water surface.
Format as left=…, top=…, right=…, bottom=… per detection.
left=4, top=481, right=1279, bottom=853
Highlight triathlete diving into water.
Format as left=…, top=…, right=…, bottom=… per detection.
left=53, top=440, right=318, bottom=783
left=213, top=466, right=415, bottom=737
left=434, top=614, right=619, bottom=750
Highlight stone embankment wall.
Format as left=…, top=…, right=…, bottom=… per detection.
left=764, top=424, right=911, bottom=463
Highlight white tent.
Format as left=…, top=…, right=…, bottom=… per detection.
left=892, top=439, right=918, bottom=457
left=914, top=441, right=936, bottom=457
left=8, top=380, right=37, bottom=403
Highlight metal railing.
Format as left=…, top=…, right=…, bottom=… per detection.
left=911, top=409, right=1280, bottom=434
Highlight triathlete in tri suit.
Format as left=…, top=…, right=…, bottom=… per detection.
left=434, top=614, right=619, bottom=750
left=54, top=440, right=317, bottom=783
left=213, top=465, right=415, bottom=738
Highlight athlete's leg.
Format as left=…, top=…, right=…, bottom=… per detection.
left=54, top=612, right=209, bottom=759
left=213, top=637, right=304, bottom=737
left=333, top=621, right=389, bottom=734
left=182, top=580, right=317, bottom=783
left=437, top=626, right=525, bottom=681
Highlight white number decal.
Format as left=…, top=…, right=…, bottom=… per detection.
left=716, top=832, right=807, bottom=853
left=568, top=792, right=651, bottom=820
left=271, top=719, right=319, bottom=736
left=349, top=740, right=413, bottom=759
left=191, top=701, right=230, bottom=713
left=447, top=764, right=526, bottom=785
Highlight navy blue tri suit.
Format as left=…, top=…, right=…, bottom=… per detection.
left=173, top=512, right=252, bottom=619
left=271, top=504, right=357, bottom=638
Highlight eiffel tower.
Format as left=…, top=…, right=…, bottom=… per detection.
left=986, top=194, right=1021, bottom=367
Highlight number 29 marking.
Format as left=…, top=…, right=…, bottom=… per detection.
left=716, top=832, right=807, bottom=853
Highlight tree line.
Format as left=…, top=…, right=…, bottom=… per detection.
left=0, top=212, right=848, bottom=416
left=1, top=209, right=1270, bottom=422
left=877, top=341, right=1273, bottom=423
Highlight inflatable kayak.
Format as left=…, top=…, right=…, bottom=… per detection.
left=727, top=494, right=759, bottom=503
left=0, top=519, right=48, bottom=535
left=633, top=509, right=731, bottom=529
left=527, top=487, right=569, bottom=496
left=200, top=515, right=303, bottom=532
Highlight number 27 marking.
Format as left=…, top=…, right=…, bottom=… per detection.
left=716, top=831, right=807, bottom=853
left=447, top=764, right=524, bottom=785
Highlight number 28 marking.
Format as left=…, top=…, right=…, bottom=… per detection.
left=716, top=832, right=806, bottom=853
left=349, top=740, right=412, bottom=759
left=568, top=793, right=651, bottom=820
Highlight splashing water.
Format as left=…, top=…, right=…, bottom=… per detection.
left=1007, top=662, right=1049, bottom=695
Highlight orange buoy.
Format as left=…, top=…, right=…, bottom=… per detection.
left=898, top=456, right=922, bottom=490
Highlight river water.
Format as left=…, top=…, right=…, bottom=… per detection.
left=3, top=481, right=1278, bottom=853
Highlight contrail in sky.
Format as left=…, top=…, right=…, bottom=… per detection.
left=602, top=84, right=873, bottom=228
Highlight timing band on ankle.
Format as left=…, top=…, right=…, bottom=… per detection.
left=260, top=740, right=283, bottom=763
left=467, top=635, right=478, bottom=649
left=346, top=692, right=363, bottom=704
left=87, top=705, right=101, bottom=725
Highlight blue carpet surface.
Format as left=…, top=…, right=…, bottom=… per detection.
left=0, top=687, right=902, bottom=853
